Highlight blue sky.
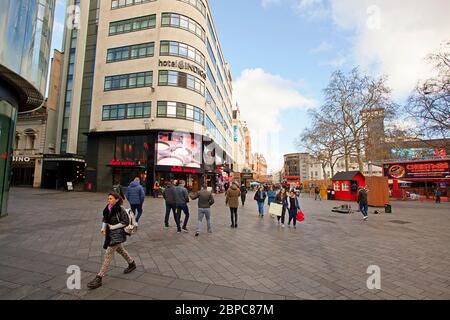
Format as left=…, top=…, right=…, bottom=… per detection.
left=49, top=0, right=450, bottom=171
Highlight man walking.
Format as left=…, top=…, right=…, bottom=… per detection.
left=240, top=183, right=247, bottom=206
left=174, top=180, right=190, bottom=233
left=163, top=180, right=176, bottom=228
left=357, top=186, right=369, bottom=221
left=126, top=177, right=145, bottom=222
left=190, top=184, right=215, bottom=236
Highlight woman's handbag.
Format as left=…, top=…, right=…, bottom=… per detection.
left=109, top=228, right=126, bottom=246
left=296, top=210, right=305, bottom=222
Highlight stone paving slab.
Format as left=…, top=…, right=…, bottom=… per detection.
left=0, top=188, right=449, bottom=300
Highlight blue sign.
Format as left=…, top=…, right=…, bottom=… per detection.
left=233, top=125, right=238, bottom=142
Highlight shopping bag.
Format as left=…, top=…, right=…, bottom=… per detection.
left=269, top=203, right=282, bottom=217
left=296, top=210, right=305, bottom=222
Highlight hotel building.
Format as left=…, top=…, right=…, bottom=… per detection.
left=53, top=0, right=235, bottom=192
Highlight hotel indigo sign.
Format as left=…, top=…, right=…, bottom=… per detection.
left=159, top=59, right=207, bottom=80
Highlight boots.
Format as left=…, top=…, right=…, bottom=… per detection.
left=87, top=276, right=102, bottom=289
left=124, top=261, right=136, bottom=274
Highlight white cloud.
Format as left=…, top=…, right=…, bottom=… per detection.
left=234, top=68, right=317, bottom=170
left=295, top=0, right=329, bottom=19
left=320, top=53, right=347, bottom=67
left=329, top=0, right=450, bottom=97
left=261, top=0, right=281, bottom=8
left=310, top=40, right=333, bottom=54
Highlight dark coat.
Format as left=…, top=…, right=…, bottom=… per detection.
left=102, top=204, right=129, bottom=249
left=357, top=189, right=368, bottom=205
left=163, top=185, right=176, bottom=204
left=254, top=190, right=267, bottom=202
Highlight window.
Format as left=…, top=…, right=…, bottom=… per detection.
left=177, top=0, right=206, bottom=17
left=104, top=71, right=153, bottom=91
left=207, top=16, right=216, bottom=47
left=158, top=70, right=205, bottom=96
left=334, top=182, right=341, bottom=191
left=342, top=183, right=349, bottom=191
left=111, top=0, right=155, bottom=9
left=207, top=40, right=216, bottom=70
left=161, top=13, right=205, bottom=42
left=102, top=102, right=151, bottom=120
left=206, top=63, right=216, bottom=92
left=160, top=41, right=205, bottom=67
left=107, top=42, right=154, bottom=62
left=157, top=101, right=204, bottom=124
left=109, top=15, right=156, bottom=36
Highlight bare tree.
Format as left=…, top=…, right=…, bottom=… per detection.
left=406, top=41, right=450, bottom=139
left=322, top=68, right=397, bottom=171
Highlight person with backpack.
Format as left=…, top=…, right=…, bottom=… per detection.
left=87, top=192, right=136, bottom=290
left=287, top=189, right=300, bottom=229
left=254, top=186, right=267, bottom=217
left=357, top=187, right=369, bottom=221
left=226, top=182, right=241, bottom=228
left=240, top=183, right=248, bottom=206
left=163, top=180, right=176, bottom=229
left=174, top=180, right=190, bottom=233
left=126, top=177, right=145, bottom=222
left=190, top=184, right=215, bottom=236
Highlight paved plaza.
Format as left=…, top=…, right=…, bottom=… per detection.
left=0, top=188, right=449, bottom=300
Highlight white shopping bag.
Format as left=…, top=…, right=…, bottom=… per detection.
left=269, top=203, right=282, bottom=217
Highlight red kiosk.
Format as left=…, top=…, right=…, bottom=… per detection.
left=331, top=171, right=366, bottom=202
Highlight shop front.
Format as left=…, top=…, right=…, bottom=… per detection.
left=11, top=156, right=36, bottom=187
left=383, top=159, right=450, bottom=200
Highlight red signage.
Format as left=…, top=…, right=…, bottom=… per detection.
left=170, top=166, right=200, bottom=174
left=109, top=160, right=137, bottom=166
left=0, top=153, right=7, bottom=160
left=384, top=160, right=450, bottom=180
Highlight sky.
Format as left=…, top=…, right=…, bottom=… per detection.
left=49, top=0, right=450, bottom=172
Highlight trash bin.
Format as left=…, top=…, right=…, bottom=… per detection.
left=384, top=204, right=392, bottom=213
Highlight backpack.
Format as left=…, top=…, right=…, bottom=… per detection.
left=123, top=207, right=139, bottom=236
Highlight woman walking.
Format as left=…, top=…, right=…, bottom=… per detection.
left=226, top=182, right=241, bottom=228
left=87, top=192, right=136, bottom=289
left=287, top=189, right=300, bottom=229
left=267, top=185, right=276, bottom=206
left=254, top=186, right=267, bottom=217
left=275, top=187, right=288, bottom=227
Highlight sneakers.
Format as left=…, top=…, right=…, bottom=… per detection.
left=230, top=224, right=235, bottom=228
left=87, top=276, right=102, bottom=290
left=195, top=232, right=199, bottom=237
left=177, top=230, right=181, bottom=233
left=281, top=224, right=285, bottom=228
left=182, top=228, right=189, bottom=233
left=164, top=225, right=170, bottom=229
left=124, top=261, right=136, bottom=274
left=363, top=216, right=368, bottom=221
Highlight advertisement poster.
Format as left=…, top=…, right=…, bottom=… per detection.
left=384, top=160, right=450, bottom=180
left=155, top=132, right=202, bottom=168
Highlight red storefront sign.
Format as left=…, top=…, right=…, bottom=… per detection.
left=109, top=160, right=137, bottom=166
left=170, top=166, right=200, bottom=174
left=384, top=160, right=450, bottom=180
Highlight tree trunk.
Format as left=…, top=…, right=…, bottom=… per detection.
left=355, top=140, right=364, bottom=172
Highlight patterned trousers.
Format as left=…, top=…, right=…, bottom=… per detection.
left=98, top=244, right=133, bottom=277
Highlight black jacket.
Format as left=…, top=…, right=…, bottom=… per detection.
left=357, top=189, right=368, bottom=205
left=240, top=186, right=247, bottom=195
left=163, top=185, right=176, bottom=204
left=102, top=204, right=129, bottom=249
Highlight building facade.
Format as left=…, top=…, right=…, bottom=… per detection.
left=231, top=107, right=246, bottom=183
left=56, top=0, right=235, bottom=192
left=13, top=50, right=63, bottom=188
left=0, top=0, right=56, bottom=216
left=253, top=153, right=268, bottom=183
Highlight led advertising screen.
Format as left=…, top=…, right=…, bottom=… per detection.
left=156, top=132, right=202, bottom=168
left=383, top=160, right=450, bottom=180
